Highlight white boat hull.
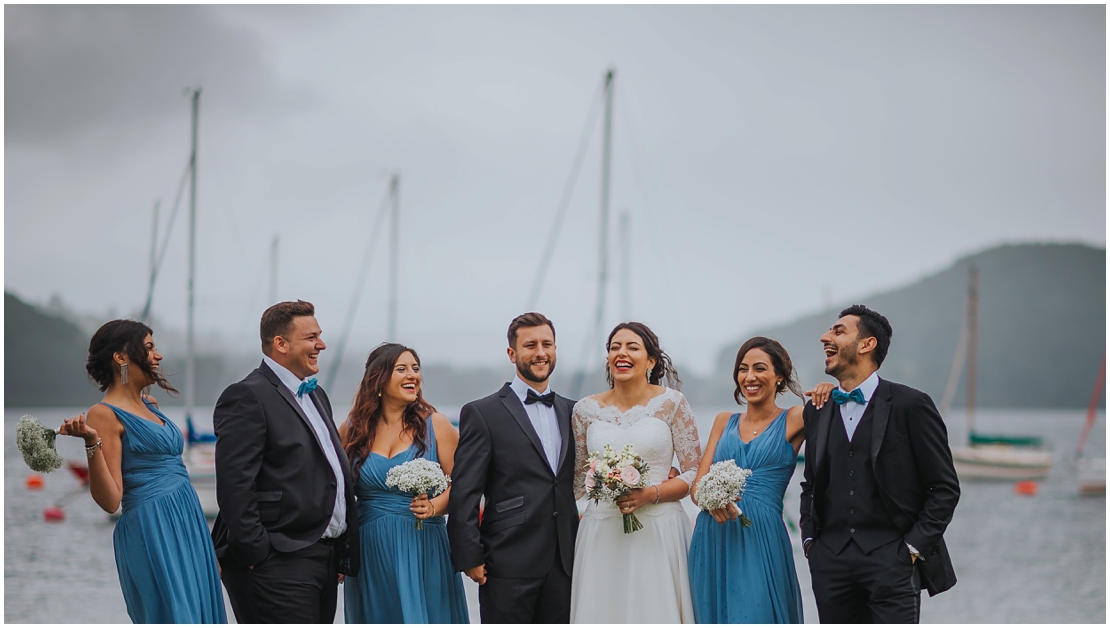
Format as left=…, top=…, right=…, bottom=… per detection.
left=1077, top=458, right=1105, bottom=495
left=186, top=444, right=219, bottom=518
left=952, top=445, right=1053, bottom=481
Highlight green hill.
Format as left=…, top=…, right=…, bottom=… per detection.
left=5, top=291, right=102, bottom=407
left=714, top=243, right=1105, bottom=409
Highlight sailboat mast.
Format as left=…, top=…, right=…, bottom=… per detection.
left=146, top=200, right=159, bottom=322
left=572, top=68, right=615, bottom=398
left=619, top=210, right=631, bottom=322
left=269, top=235, right=279, bottom=304
left=388, top=174, right=399, bottom=341
left=185, top=88, right=200, bottom=425
left=966, top=263, right=978, bottom=438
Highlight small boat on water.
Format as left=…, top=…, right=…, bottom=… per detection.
left=947, top=265, right=1054, bottom=481
left=1074, top=352, right=1105, bottom=495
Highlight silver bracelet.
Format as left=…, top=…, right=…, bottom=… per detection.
left=85, top=438, right=103, bottom=459
left=653, top=485, right=661, bottom=504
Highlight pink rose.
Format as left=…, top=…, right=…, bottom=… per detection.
left=585, top=475, right=596, bottom=490
left=620, top=466, right=641, bottom=486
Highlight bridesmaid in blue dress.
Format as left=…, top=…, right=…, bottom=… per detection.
left=340, top=343, right=469, bottom=623
left=688, top=337, right=832, bottom=624
left=58, top=320, right=225, bottom=623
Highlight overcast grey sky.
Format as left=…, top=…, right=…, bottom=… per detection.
left=5, top=5, right=1105, bottom=375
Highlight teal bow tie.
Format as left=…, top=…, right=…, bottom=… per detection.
left=297, top=378, right=318, bottom=398
left=832, top=388, right=866, bottom=405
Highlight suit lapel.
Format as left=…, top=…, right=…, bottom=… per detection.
left=499, top=384, right=552, bottom=475
left=555, top=396, right=572, bottom=474
left=814, top=400, right=834, bottom=472
left=260, top=362, right=333, bottom=461
left=870, top=378, right=891, bottom=472
left=310, top=390, right=354, bottom=485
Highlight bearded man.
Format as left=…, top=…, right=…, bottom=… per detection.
left=447, top=312, right=578, bottom=623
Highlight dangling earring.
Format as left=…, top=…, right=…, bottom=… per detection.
left=378, top=389, right=382, bottom=398
left=120, top=363, right=129, bottom=385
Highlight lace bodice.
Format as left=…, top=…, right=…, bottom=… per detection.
left=573, top=388, right=703, bottom=499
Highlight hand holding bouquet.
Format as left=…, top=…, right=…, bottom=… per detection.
left=695, top=460, right=753, bottom=527
left=385, top=458, right=449, bottom=529
left=583, top=444, right=651, bottom=533
left=16, top=415, right=65, bottom=473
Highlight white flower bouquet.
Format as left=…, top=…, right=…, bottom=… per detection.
left=583, top=443, right=651, bottom=533
left=384, top=457, right=449, bottom=529
left=16, top=415, right=65, bottom=473
left=695, top=460, right=753, bottom=527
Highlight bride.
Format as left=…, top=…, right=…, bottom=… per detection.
left=570, top=322, right=702, bottom=624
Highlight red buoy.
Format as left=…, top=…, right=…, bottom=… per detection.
left=25, top=474, right=45, bottom=490
left=43, top=507, right=65, bottom=522
left=1014, top=480, right=1039, bottom=496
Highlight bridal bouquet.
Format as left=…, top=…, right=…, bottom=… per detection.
left=384, top=458, right=450, bottom=530
left=695, top=460, right=753, bottom=527
left=16, top=415, right=65, bottom=473
left=583, top=444, right=651, bottom=533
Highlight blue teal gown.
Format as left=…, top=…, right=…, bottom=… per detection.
left=106, top=401, right=226, bottom=624
left=343, top=417, right=469, bottom=623
left=688, top=410, right=803, bottom=624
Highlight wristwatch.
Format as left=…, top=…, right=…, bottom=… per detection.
left=906, top=542, right=924, bottom=562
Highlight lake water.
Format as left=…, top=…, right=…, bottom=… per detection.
left=5, top=405, right=1104, bottom=623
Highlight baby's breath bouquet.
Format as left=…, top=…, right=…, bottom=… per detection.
left=583, top=443, right=651, bottom=533
left=16, top=415, right=65, bottom=473
left=695, top=460, right=753, bottom=527
left=384, top=457, right=449, bottom=530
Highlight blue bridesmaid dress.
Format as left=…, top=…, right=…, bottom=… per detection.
left=688, top=410, right=803, bottom=623
left=343, top=416, right=469, bottom=623
left=106, top=401, right=226, bottom=623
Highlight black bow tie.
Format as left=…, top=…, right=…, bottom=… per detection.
left=525, top=389, right=556, bottom=407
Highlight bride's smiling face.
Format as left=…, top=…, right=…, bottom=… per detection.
left=607, top=328, right=656, bottom=386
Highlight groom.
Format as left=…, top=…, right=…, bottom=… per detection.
left=800, top=305, right=960, bottom=623
left=447, top=312, right=579, bottom=623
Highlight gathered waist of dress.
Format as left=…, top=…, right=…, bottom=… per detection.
left=583, top=499, right=683, bottom=520
left=120, top=471, right=192, bottom=512
left=357, top=492, right=446, bottom=525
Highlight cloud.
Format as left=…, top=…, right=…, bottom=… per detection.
left=4, top=5, right=308, bottom=145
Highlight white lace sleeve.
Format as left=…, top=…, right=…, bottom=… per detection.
left=573, top=401, right=591, bottom=500
left=668, top=392, right=703, bottom=489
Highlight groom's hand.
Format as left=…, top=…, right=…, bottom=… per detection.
left=464, top=564, right=487, bottom=585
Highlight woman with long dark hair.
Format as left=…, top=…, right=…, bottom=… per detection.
left=57, top=320, right=226, bottom=623
left=340, top=343, right=468, bottom=623
left=687, top=337, right=832, bottom=623
left=569, top=322, right=703, bottom=623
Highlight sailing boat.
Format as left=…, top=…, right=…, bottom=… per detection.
left=1074, top=352, right=1105, bottom=495
left=950, top=264, right=1054, bottom=480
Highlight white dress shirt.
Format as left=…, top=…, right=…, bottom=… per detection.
left=838, top=371, right=880, bottom=442
left=510, top=375, right=563, bottom=472
left=263, top=355, right=347, bottom=538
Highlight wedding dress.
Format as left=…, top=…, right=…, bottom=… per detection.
left=569, top=388, right=702, bottom=624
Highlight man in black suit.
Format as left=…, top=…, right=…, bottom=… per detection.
left=211, top=300, right=359, bottom=623
left=800, top=304, right=960, bottom=623
left=447, top=312, right=579, bottom=623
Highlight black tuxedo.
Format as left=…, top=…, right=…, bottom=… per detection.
left=447, top=382, right=579, bottom=623
left=211, top=361, right=359, bottom=623
left=800, top=377, right=960, bottom=622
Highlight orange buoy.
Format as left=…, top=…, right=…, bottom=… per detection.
left=25, top=474, right=45, bottom=490
left=1014, top=480, right=1039, bottom=496
left=43, top=506, right=65, bottom=522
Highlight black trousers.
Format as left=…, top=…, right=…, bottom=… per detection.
left=479, top=557, right=572, bottom=624
left=220, top=538, right=341, bottom=624
left=809, top=537, right=921, bottom=623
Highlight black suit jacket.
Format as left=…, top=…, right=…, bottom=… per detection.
left=800, top=377, right=960, bottom=596
left=447, top=383, right=579, bottom=579
left=210, top=361, right=360, bottom=576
